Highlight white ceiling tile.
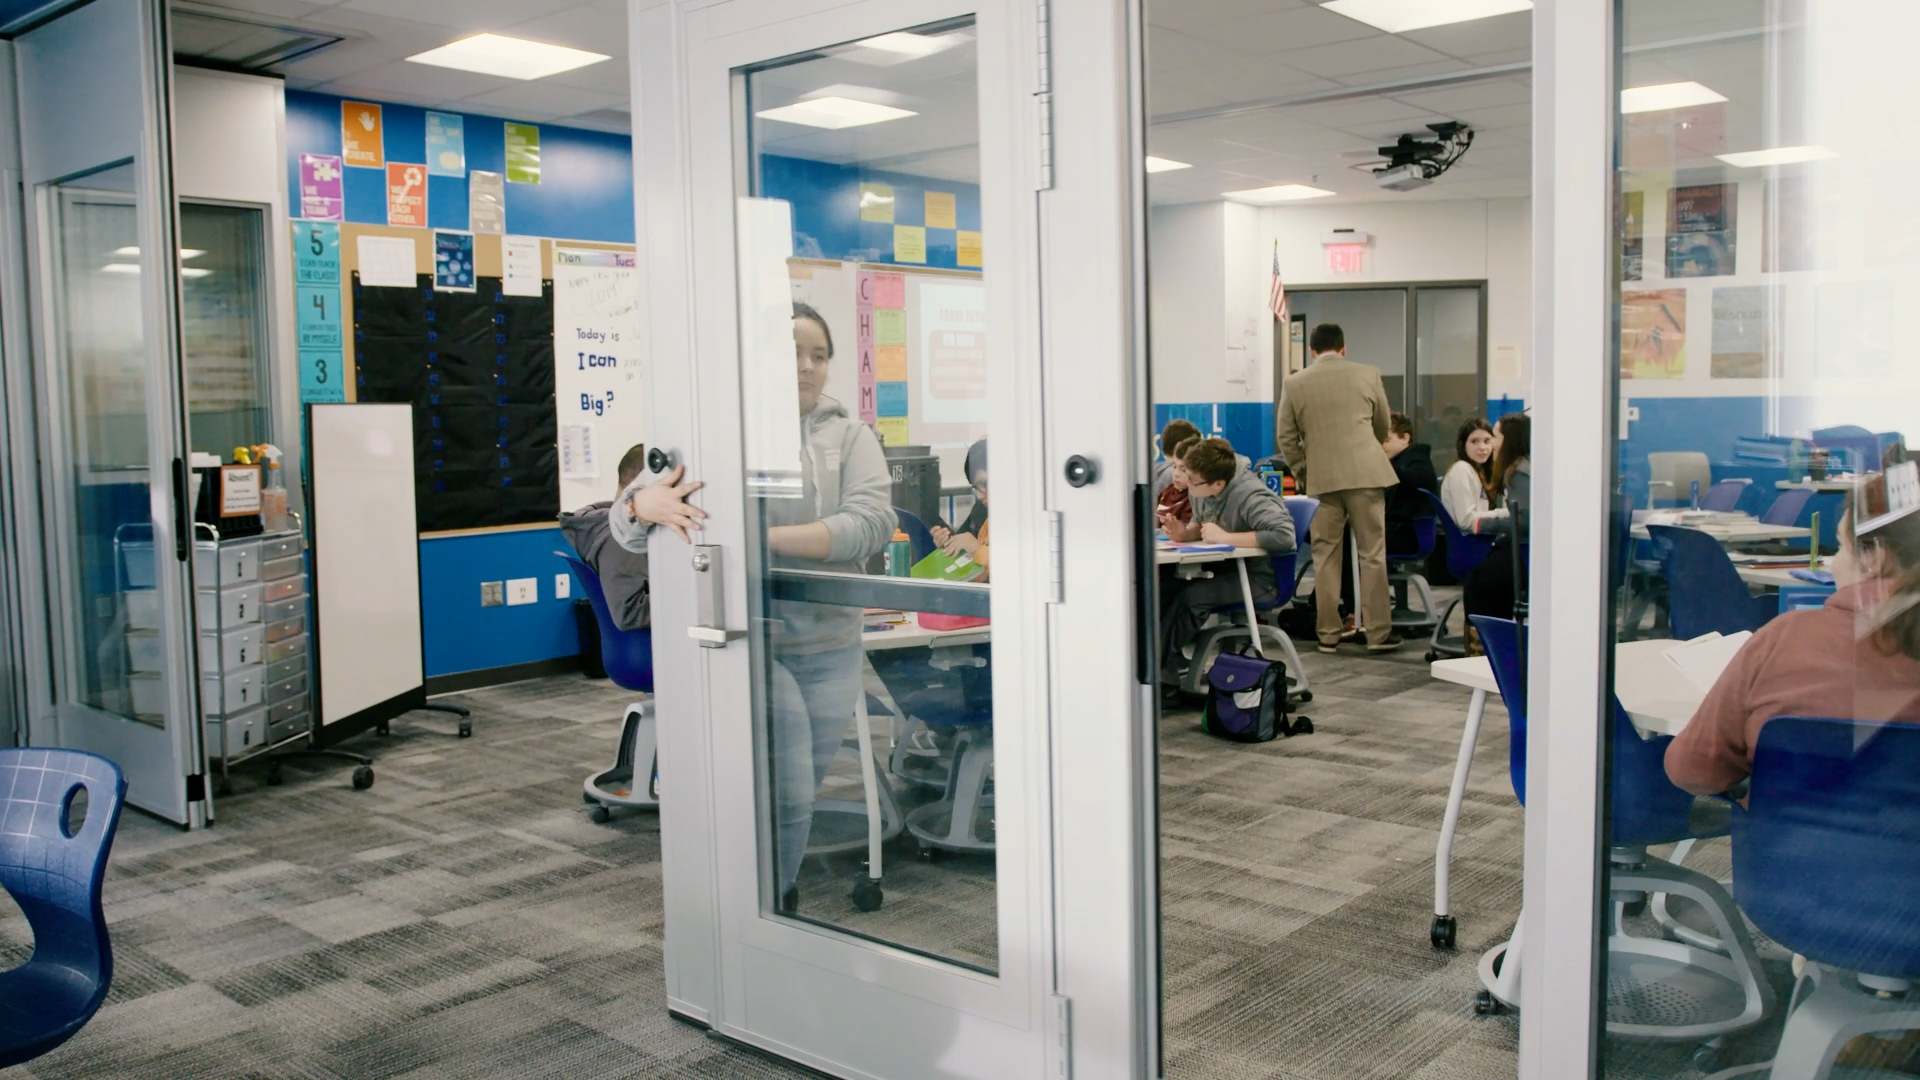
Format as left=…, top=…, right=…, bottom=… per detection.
left=308, top=59, right=514, bottom=100
left=334, top=0, right=550, bottom=34
left=1147, top=0, right=1316, bottom=33
left=1173, top=4, right=1387, bottom=54
left=1399, top=11, right=1532, bottom=62
left=459, top=81, right=627, bottom=116
left=1389, top=76, right=1531, bottom=114
left=501, top=4, right=629, bottom=51
left=1276, top=35, right=1458, bottom=80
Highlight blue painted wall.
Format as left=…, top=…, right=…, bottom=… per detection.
left=285, top=91, right=635, bottom=243
left=760, top=154, right=982, bottom=269
left=1149, top=398, right=1527, bottom=464
left=420, top=528, right=585, bottom=678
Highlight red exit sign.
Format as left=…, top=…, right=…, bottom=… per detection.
left=1325, top=243, right=1366, bottom=275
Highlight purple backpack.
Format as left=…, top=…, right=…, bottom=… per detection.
left=1201, top=647, right=1312, bottom=742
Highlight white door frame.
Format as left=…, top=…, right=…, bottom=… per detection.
left=1521, top=0, right=1613, bottom=1076
left=630, top=0, right=1151, bottom=1075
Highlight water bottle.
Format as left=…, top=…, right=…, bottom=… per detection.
left=887, top=529, right=912, bottom=577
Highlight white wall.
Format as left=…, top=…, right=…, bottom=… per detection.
left=1149, top=195, right=1534, bottom=405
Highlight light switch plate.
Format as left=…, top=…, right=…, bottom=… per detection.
left=555, top=573, right=571, bottom=600
left=481, top=581, right=504, bottom=607
left=506, top=577, right=538, bottom=606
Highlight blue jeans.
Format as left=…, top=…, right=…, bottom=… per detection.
left=770, top=643, right=865, bottom=891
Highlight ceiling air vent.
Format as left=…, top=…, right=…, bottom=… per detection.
left=171, top=2, right=352, bottom=71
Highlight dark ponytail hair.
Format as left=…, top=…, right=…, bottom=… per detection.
left=793, top=302, right=834, bottom=358
left=1848, top=487, right=1920, bottom=662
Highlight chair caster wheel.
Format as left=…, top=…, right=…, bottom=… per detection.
left=1290, top=717, right=1313, bottom=735
left=376, top=723, right=390, bottom=736
left=1474, top=990, right=1501, bottom=1016
left=918, top=846, right=938, bottom=863
left=1691, top=1045, right=1720, bottom=1072
left=1297, top=690, right=1313, bottom=703
left=1621, top=898, right=1647, bottom=919
left=458, top=721, right=473, bottom=738
left=1426, top=650, right=1440, bottom=662
left=1431, top=915, right=1457, bottom=950
left=851, top=879, right=883, bottom=912
left=583, top=791, right=597, bottom=804
left=351, top=765, right=375, bottom=790
left=266, top=764, right=284, bottom=786
left=589, top=805, right=611, bottom=824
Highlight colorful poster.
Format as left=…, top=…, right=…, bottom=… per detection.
left=875, top=344, right=908, bottom=381
left=1711, top=286, right=1771, bottom=378
left=386, top=162, right=426, bottom=227
left=855, top=270, right=878, bottom=424
left=874, top=307, right=907, bottom=346
left=1666, top=183, right=1735, bottom=278
left=503, top=234, right=543, bottom=297
left=859, top=183, right=894, bottom=223
left=292, top=221, right=344, bottom=404
left=553, top=247, right=643, bottom=510
left=434, top=231, right=475, bottom=291
left=1621, top=289, right=1687, bottom=379
left=873, top=273, right=906, bottom=308
left=925, top=191, right=957, bottom=230
left=875, top=381, right=908, bottom=417
left=876, top=416, right=908, bottom=447
left=341, top=101, right=384, bottom=168
left=957, top=230, right=983, bottom=268
left=298, top=153, right=344, bottom=221
left=425, top=111, right=465, bottom=176
left=919, top=281, right=988, bottom=422
left=505, top=123, right=541, bottom=184
left=469, top=170, right=505, bottom=233
left=893, top=224, right=927, bottom=264
left=1621, top=189, right=1644, bottom=282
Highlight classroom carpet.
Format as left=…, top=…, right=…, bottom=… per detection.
left=3, top=631, right=1847, bottom=1080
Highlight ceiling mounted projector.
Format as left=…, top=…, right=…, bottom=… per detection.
left=1373, top=121, right=1474, bottom=192
left=1375, top=163, right=1432, bottom=192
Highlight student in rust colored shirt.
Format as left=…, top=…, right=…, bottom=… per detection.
left=1665, top=479, right=1920, bottom=796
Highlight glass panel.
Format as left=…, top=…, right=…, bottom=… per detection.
left=1415, top=287, right=1483, bottom=472
left=735, top=17, right=995, bottom=973
left=49, top=171, right=159, bottom=722
left=1288, top=288, right=1408, bottom=407
left=1599, top=4, right=1920, bottom=1076
left=179, top=203, right=271, bottom=458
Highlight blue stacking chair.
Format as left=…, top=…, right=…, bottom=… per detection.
left=902, top=644, right=995, bottom=856
left=560, top=553, right=657, bottom=820
left=1469, top=617, right=1772, bottom=1057
left=1734, top=716, right=1920, bottom=1080
left=1764, top=487, right=1815, bottom=528
left=0, top=749, right=126, bottom=1068
left=1646, top=524, right=1777, bottom=640
left=893, top=507, right=937, bottom=563
left=1186, top=496, right=1318, bottom=703
left=1419, top=489, right=1496, bottom=660
left=1699, top=479, right=1752, bottom=512
left=1386, top=513, right=1441, bottom=634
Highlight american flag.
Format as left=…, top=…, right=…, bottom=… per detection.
left=1269, top=241, right=1288, bottom=322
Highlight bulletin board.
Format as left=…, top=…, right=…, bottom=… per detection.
left=787, top=259, right=987, bottom=481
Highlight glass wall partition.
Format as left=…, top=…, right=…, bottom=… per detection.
left=1586, top=3, right=1920, bottom=1076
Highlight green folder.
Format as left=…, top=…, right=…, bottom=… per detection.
left=910, top=548, right=986, bottom=582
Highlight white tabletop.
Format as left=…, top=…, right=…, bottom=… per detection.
left=1631, top=520, right=1810, bottom=545
left=1775, top=478, right=1858, bottom=493
left=862, top=612, right=991, bottom=651
left=1154, top=545, right=1266, bottom=566
left=1735, top=565, right=1821, bottom=589
left=1429, top=638, right=1701, bottom=736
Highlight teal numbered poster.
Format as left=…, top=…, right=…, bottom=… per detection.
left=293, top=221, right=346, bottom=403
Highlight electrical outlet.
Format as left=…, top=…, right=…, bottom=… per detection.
left=506, top=577, right=538, bottom=606
left=555, top=573, right=571, bottom=600
left=481, top=581, right=504, bottom=607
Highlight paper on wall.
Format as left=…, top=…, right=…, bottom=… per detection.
left=357, top=235, right=419, bottom=288
left=554, top=246, right=643, bottom=510
left=503, top=235, right=543, bottom=297
left=560, top=422, right=599, bottom=480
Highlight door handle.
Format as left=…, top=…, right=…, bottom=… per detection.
left=170, top=457, right=191, bottom=561
left=688, top=545, right=746, bottom=648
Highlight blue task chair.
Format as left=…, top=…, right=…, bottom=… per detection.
left=1734, top=716, right=1920, bottom=1080
left=902, top=645, right=995, bottom=857
left=1470, top=617, right=1772, bottom=1064
left=1183, top=496, right=1319, bottom=704
left=0, top=750, right=126, bottom=1068
left=1764, top=487, right=1816, bottom=528
left=1386, top=514, right=1441, bottom=635
left=1700, top=478, right=1754, bottom=513
left=893, top=507, right=937, bottom=563
left=1420, top=489, right=1496, bottom=660
left=560, top=553, right=658, bottom=821
left=1645, top=525, right=1778, bottom=640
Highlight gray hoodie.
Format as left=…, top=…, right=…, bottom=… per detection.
left=608, top=394, right=893, bottom=654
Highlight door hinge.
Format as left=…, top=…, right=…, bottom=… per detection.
left=1047, top=993, right=1072, bottom=1079
left=1034, top=0, right=1054, bottom=191
left=1046, top=511, right=1064, bottom=604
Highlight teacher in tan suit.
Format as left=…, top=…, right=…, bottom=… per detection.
left=1276, top=323, right=1402, bottom=654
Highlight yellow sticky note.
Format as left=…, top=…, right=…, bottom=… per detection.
left=860, top=183, right=894, bottom=223
left=874, top=308, right=907, bottom=346
left=925, top=191, right=957, bottom=230
left=957, top=230, right=983, bottom=267
left=876, top=416, right=909, bottom=447
left=893, top=224, right=927, bottom=264
left=875, top=344, right=908, bottom=381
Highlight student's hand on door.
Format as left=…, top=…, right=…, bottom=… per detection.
left=626, top=465, right=707, bottom=543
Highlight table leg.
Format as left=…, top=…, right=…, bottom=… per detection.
left=1433, top=687, right=1487, bottom=948
left=1235, top=558, right=1269, bottom=659
left=853, top=691, right=883, bottom=886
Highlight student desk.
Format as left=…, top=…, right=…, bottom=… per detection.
left=1775, top=478, right=1857, bottom=493
left=1155, top=545, right=1272, bottom=658
left=863, top=612, right=991, bottom=652
left=1629, top=520, right=1812, bottom=546
left=1425, top=638, right=1702, bottom=945
left=1735, top=565, right=1814, bottom=589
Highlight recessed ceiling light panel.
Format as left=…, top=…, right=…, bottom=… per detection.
left=407, top=33, right=609, bottom=81
left=1620, top=81, right=1727, bottom=114
left=1223, top=184, right=1338, bottom=203
left=1145, top=156, right=1191, bottom=173
left=1716, top=145, right=1837, bottom=168
left=1320, top=0, right=1532, bottom=34
left=756, top=96, right=918, bottom=130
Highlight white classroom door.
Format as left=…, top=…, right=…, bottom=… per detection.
left=12, top=0, right=206, bottom=826
left=631, top=0, right=1154, bottom=1076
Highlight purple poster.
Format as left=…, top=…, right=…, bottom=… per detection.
left=299, top=153, right=344, bottom=222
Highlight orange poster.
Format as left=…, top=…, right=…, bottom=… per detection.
left=342, top=101, right=384, bottom=168
left=386, top=163, right=426, bottom=228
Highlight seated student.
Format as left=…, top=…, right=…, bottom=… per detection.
left=932, top=438, right=989, bottom=560
left=1440, top=418, right=1503, bottom=532
left=1155, top=434, right=1199, bottom=525
left=1383, top=411, right=1439, bottom=553
left=1462, top=413, right=1531, bottom=622
left=1666, top=481, right=1920, bottom=796
left=1152, top=418, right=1202, bottom=498
left=1156, top=437, right=1297, bottom=680
left=560, top=443, right=657, bottom=631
